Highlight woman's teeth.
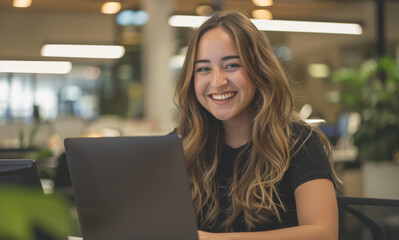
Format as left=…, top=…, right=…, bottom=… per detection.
left=211, top=92, right=236, bottom=100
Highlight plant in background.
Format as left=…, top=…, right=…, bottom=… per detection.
left=18, top=124, right=39, bottom=149
left=331, top=55, right=399, bottom=162
left=18, top=124, right=54, bottom=177
left=0, top=186, right=76, bottom=240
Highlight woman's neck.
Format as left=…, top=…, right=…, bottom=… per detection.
left=222, top=116, right=252, bottom=149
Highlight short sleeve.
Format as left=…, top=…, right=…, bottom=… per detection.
left=288, top=126, right=334, bottom=191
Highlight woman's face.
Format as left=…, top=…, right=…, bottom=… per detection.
left=194, top=27, right=256, bottom=124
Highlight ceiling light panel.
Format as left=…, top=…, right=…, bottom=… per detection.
left=0, top=61, right=72, bottom=74
left=41, top=44, right=126, bottom=59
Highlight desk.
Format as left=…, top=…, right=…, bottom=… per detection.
left=0, top=147, right=39, bottom=159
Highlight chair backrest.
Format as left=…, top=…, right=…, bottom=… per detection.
left=338, top=196, right=399, bottom=240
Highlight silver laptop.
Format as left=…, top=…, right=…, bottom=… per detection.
left=64, top=134, right=198, bottom=240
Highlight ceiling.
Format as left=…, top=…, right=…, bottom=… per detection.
left=0, top=0, right=369, bottom=22
left=2, top=0, right=395, bottom=62
left=1, top=0, right=398, bottom=125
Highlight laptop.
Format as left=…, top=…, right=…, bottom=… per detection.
left=64, top=134, right=199, bottom=240
left=0, top=159, right=42, bottom=191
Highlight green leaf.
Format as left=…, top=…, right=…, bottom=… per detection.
left=378, top=55, right=398, bottom=81
left=0, top=186, right=76, bottom=240
left=359, top=59, right=377, bottom=82
left=18, top=129, right=25, bottom=148
left=28, top=124, right=41, bottom=147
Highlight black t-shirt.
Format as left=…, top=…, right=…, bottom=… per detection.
left=198, top=125, right=334, bottom=232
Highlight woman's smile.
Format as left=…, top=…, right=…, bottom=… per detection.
left=209, top=91, right=237, bottom=101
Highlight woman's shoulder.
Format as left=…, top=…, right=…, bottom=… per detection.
left=289, top=121, right=326, bottom=155
left=291, top=121, right=312, bottom=134
left=291, top=121, right=315, bottom=142
left=288, top=121, right=334, bottom=190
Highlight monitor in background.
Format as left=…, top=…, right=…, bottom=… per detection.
left=0, top=159, right=42, bottom=191
left=64, top=134, right=199, bottom=240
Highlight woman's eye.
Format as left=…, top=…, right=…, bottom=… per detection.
left=196, top=67, right=210, bottom=72
left=225, top=63, right=240, bottom=69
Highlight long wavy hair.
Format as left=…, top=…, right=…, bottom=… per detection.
left=175, top=11, right=337, bottom=231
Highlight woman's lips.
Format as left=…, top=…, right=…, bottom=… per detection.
left=208, top=91, right=237, bottom=100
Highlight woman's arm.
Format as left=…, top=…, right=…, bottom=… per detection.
left=197, top=178, right=338, bottom=240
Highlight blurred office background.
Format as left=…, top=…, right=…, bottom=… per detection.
left=1, top=1, right=399, bottom=239
left=1, top=0, right=399, bottom=198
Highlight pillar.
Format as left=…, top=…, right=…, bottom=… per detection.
left=142, top=0, right=176, bottom=133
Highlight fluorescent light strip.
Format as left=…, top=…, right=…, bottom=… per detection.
left=168, top=15, right=209, bottom=28
left=252, top=19, right=362, bottom=35
left=305, top=119, right=326, bottom=125
left=0, top=61, right=72, bottom=74
left=41, top=44, right=126, bottom=59
left=168, top=15, right=363, bottom=35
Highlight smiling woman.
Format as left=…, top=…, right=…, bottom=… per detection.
left=194, top=27, right=255, bottom=129
left=175, top=11, right=339, bottom=240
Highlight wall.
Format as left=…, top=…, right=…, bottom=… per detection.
left=0, top=9, right=116, bottom=60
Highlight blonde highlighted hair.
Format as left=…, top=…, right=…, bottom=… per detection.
left=175, top=11, right=336, bottom=231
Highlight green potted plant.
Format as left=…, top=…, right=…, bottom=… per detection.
left=331, top=55, right=399, bottom=199
left=19, top=124, right=54, bottom=178
left=0, top=186, right=76, bottom=240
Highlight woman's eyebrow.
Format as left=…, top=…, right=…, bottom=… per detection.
left=194, top=59, right=210, bottom=64
left=194, top=55, right=240, bottom=65
left=221, top=55, right=240, bottom=61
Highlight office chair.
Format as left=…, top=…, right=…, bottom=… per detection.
left=337, top=196, right=399, bottom=240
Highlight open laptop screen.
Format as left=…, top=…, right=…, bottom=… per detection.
left=64, top=134, right=198, bottom=240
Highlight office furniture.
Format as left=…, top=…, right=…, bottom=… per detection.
left=338, top=196, right=399, bottom=240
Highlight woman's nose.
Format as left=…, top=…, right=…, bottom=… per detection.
left=210, top=70, right=228, bottom=88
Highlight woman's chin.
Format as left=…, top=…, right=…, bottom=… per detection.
left=211, top=112, right=233, bottom=121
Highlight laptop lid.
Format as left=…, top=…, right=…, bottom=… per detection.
left=0, top=159, right=42, bottom=191
left=64, top=134, right=198, bottom=240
